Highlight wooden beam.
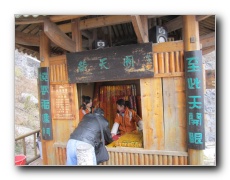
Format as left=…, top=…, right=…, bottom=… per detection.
left=15, top=44, right=39, bottom=58
left=49, top=15, right=86, bottom=22
left=196, top=15, right=212, bottom=22
left=15, top=15, right=86, bottom=25
left=44, top=19, right=76, bottom=52
left=15, top=43, right=39, bottom=52
left=71, top=18, right=82, bottom=52
left=131, top=15, right=149, bottom=43
left=81, top=30, right=93, bottom=39
left=131, top=16, right=146, bottom=43
left=16, top=30, right=88, bottom=49
left=164, top=15, right=213, bottom=33
left=141, top=15, right=149, bottom=42
left=15, top=16, right=48, bottom=24
left=80, top=15, right=132, bottom=30
left=202, top=45, right=215, bottom=55
left=164, top=16, right=183, bottom=33
left=47, top=15, right=162, bottom=34
left=200, top=32, right=215, bottom=49
left=15, top=31, right=40, bottom=46
left=58, top=15, right=132, bottom=33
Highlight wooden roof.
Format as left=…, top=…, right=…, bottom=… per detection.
left=15, top=15, right=215, bottom=60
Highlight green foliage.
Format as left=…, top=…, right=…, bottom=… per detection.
left=15, top=67, right=23, bottom=77
left=15, top=141, right=23, bottom=154
left=22, top=97, right=39, bottom=129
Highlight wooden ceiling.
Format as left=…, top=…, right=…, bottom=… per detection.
left=15, top=15, right=215, bottom=60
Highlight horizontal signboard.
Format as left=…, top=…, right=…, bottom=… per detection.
left=66, top=43, right=153, bottom=83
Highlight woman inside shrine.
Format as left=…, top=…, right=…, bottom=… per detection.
left=111, top=99, right=143, bottom=138
left=79, top=95, right=94, bottom=121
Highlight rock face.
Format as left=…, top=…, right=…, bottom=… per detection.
left=15, top=50, right=40, bottom=136
left=15, top=50, right=40, bottom=79
left=20, top=93, right=38, bottom=105
left=203, top=51, right=216, bottom=142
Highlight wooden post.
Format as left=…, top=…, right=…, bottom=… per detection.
left=39, top=29, right=54, bottom=165
left=71, top=18, right=82, bottom=128
left=40, top=30, right=50, bottom=67
left=183, top=15, right=204, bottom=165
left=71, top=18, right=82, bottom=52
left=71, top=18, right=94, bottom=164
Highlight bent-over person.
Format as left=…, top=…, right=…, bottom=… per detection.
left=66, top=108, right=113, bottom=165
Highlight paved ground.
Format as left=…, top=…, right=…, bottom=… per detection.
left=203, top=141, right=216, bottom=166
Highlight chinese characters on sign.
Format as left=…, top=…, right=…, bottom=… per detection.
left=184, top=51, right=205, bottom=150
left=51, top=84, right=76, bottom=120
left=66, top=43, right=153, bottom=83
left=38, top=67, right=53, bottom=140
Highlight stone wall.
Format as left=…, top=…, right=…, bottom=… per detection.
left=203, top=51, right=216, bottom=142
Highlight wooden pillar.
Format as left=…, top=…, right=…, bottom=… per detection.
left=40, top=30, right=50, bottom=67
left=183, top=15, right=204, bottom=165
left=71, top=18, right=94, bottom=164
left=71, top=18, right=82, bottom=52
left=39, top=29, right=54, bottom=165
left=71, top=18, right=81, bottom=128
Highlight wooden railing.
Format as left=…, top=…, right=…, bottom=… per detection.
left=53, top=142, right=188, bottom=166
left=15, top=129, right=41, bottom=165
left=102, top=147, right=188, bottom=165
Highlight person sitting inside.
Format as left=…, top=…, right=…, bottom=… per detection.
left=79, top=95, right=93, bottom=121
left=66, top=108, right=113, bottom=165
left=111, top=99, right=143, bottom=138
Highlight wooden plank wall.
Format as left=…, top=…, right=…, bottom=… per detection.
left=50, top=40, right=187, bottom=165
left=163, top=77, right=187, bottom=151
left=49, top=55, right=79, bottom=164
left=49, top=55, right=68, bottom=84
left=140, top=77, right=164, bottom=150
left=140, top=40, right=187, bottom=152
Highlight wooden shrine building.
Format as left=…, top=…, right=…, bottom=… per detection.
left=15, top=15, right=215, bottom=165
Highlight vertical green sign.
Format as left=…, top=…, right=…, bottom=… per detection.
left=184, top=50, right=205, bottom=150
left=38, top=67, right=53, bottom=140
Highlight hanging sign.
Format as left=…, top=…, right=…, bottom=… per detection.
left=66, top=43, right=153, bottom=83
left=38, top=67, right=53, bottom=140
left=184, top=50, right=205, bottom=150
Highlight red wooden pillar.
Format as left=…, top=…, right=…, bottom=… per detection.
left=183, top=15, right=204, bottom=165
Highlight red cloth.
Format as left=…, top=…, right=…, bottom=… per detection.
left=112, top=135, right=121, bottom=141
